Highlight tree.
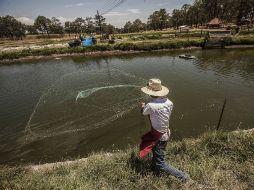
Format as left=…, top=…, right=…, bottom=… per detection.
left=148, top=9, right=170, bottom=30
left=102, top=24, right=116, bottom=34
left=49, top=17, right=64, bottom=36
left=85, top=17, right=96, bottom=34
left=25, top=25, right=38, bottom=35
left=0, top=15, right=26, bottom=39
left=94, top=12, right=106, bottom=34
left=34, top=16, right=51, bottom=38
left=14, top=22, right=26, bottom=39
left=64, top=17, right=96, bottom=36
left=181, top=4, right=191, bottom=24
left=237, top=0, right=254, bottom=24
left=169, top=0, right=254, bottom=28
left=132, top=19, right=146, bottom=32
left=123, top=21, right=132, bottom=33
left=64, top=21, right=72, bottom=36
left=171, top=9, right=184, bottom=29
left=73, top=17, right=86, bottom=34
left=192, top=0, right=205, bottom=26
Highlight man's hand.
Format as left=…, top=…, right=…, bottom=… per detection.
left=140, top=102, right=145, bottom=114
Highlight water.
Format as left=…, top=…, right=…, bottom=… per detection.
left=0, top=48, right=254, bottom=164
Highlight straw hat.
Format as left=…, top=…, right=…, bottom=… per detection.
left=141, top=78, right=169, bottom=97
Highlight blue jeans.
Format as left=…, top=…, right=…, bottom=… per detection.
left=152, top=141, right=189, bottom=180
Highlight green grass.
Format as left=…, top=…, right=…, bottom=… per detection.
left=1, top=35, right=254, bottom=61
left=239, top=29, right=254, bottom=36
left=120, top=31, right=208, bottom=41
left=0, top=38, right=204, bottom=61
left=231, top=36, right=254, bottom=45
left=0, top=130, right=253, bottom=190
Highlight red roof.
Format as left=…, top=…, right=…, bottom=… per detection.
left=207, top=18, right=222, bottom=25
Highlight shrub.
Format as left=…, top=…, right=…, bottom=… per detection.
left=231, top=36, right=254, bottom=45
left=239, top=29, right=254, bottom=35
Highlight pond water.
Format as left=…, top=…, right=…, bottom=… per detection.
left=0, top=48, right=254, bottom=164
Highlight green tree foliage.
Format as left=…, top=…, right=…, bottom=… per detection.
left=2, top=0, right=254, bottom=38
left=102, top=24, right=116, bottom=34
left=123, top=21, right=132, bottom=33
left=49, top=17, right=64, bottom=36
left=65, top=17, right=96, bottom=35
left=171, top=9, right=185, bottom=29
left=85, top=17, right=96, bottom=34
left=73, top=17, right=86, bottom=34
left=147, top=9, right=171, bottom=30
left=64, top=21, right=72, bottom=36
left=123, top=19, right=146, bottom=33
left=0, top=15, right=26, bottom=39
left=94, top=13, right=106, bottom=34
left=132, top=19, right=146, bottom=32
left=25, top=25, right=38, bottom=35
left=171, top=0, right=254, bottom=28
left=34, top=16, right=51, bottom=38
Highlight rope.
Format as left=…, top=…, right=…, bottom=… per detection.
left=100, top=0, right=126, bottom=15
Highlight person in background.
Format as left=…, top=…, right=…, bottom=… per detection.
left=139, top=78, right=191, bottom=182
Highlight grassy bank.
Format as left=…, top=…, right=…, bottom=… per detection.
left=1, top=35, right=254, bottom=62
left=231, top=36, right=254, bottom=45
left=0, top=130, right=253, bottom=190
left=0, top=38, right=203, bottom=61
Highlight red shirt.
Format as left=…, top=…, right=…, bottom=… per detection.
left=139, top=128, right=163, bottom=158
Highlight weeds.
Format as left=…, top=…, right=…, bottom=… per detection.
left=231, top=36, right=254, bottom=45
left=1, top=35, right=254, bottom=61
left=0, top=130, right=253, bottom=189
left=0, top=39, right=203, bottom=61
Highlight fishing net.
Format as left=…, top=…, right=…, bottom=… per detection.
left=25, top=69, right=148, bottom=141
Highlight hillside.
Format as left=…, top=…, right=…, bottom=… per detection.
left=1, top=129, right=253, bottom=190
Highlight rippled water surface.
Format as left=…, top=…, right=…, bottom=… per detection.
left=0, top=48, right=254, bottom=164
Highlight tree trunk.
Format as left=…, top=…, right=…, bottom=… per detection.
left=46, top=29, right=50, bottom=38
left=237, top=0, right=244, bottom=25
left=196, top=11, right=199, bottom=27
left=213, top=0, right=218, bottom=18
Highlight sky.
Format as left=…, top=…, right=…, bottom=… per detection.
left=0, top=0, right=193, bottom=27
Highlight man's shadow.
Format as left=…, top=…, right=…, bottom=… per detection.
left=127, top=151, right=159, bottom=176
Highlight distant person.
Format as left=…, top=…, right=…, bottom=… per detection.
left=139, top=78, right=191, bottom=182
left=79, top=34, right=84, bottom=41
left=92, top=37, right=97, bottom=44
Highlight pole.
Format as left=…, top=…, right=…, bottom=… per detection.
left=216, top=98, right=227, bottom=131
left=97, top=10, right=103, bottom=39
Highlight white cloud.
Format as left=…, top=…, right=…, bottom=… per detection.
left=104, top=11, right=128, bottom=17
left=65, top=3, right=84, bottom=8
left=104, top=9, right=142, bottom=17
left=16, top=16, right=76, bottom=25
left=16, top=17, right=34, bottom=25
left=107, top=15, right=148, bottom=28
left=127, top=9, right=142, bottom=14
left=157, top=2, right=170, bottom=7
left=56, top=16, right=73, bottom=23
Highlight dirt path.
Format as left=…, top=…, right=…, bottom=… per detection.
left=0, top=43, right=68, bottom=52
left=28, top=153, right=113, bottom=172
